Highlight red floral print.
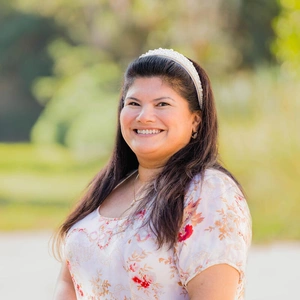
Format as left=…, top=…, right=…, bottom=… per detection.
left=132, top=275, right=151, bottom=288
left=136, top=209, right=146, bottom=219
left=178, top=224, right=194, bottom=242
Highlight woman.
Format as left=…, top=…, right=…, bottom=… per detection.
left=53, top=48, right=252, bottom=300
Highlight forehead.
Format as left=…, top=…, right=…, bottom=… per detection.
left=125, top=77, right=179, bottom=97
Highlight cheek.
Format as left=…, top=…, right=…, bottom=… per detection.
left=119, top=112, right=126, bottom=137
left=120, top=110, right=133, bottom=139
left=169, top=112, right=194, bottom=130
left=120, top=110, right=128, bottom=128
left=120, top=107, right=134, bottom=121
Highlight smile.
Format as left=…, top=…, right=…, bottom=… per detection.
left=136, top=129, right=162, bottom=135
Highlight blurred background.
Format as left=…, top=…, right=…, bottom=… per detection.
left=0, top=0, right=299, bottom=256
left=1, top=0, right=300, bottom=299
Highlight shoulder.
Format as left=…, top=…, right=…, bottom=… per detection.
left=179, top=168, right=251, bottom=251
left=183, top=168, right=251, bottom=229
left=193, top=168, right=237, bottom=185
left=185, top=168, right=242, bottom=202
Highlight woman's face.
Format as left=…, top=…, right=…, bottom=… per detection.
left=120, top=77, right=201, bottom=167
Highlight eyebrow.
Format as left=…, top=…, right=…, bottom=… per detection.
left=125, top=96, right=175, bottom=102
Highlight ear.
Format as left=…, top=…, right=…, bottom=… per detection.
left=192, top=111, right=201, bottom=132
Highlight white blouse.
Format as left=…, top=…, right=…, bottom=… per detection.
left=64, top=169, right=252, bottom=299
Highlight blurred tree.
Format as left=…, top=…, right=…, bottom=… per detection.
left=11, top=0, right=254, bottom=68
left=272, top=0, right=300, bottom=77
left=30, top=40, right=122, bottom=158
left=222, top=0, right=280, bottom=68
left=0, top=2, right=63, bottom=141
left=1, top=0, right=281, bottom=149
left=18, top=0, right=250, bottom=155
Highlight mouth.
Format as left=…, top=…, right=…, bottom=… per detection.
left=134, top=129, right=162, bottom=135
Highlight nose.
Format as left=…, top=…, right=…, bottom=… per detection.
left=136, top=105, right=156, bottom=123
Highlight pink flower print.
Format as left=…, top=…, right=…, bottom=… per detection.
left=76, top=283, right=84, bottom=297
left=235, top=194, right=244, bottom=201
left=129, top=262, right=140, bottom=272
left=66, top=260, right=71, bottom=268
left=143, top=274, right=154, bottom=285
left=136, top=232, right=151, bottom=242
left=178, top=224, right=194, bottom=242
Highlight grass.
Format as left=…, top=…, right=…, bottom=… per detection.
left=220, top=125, right=300, bottom=242
left=0, top=143, right=105, bottom=230
left=216, top=69, right=300, bottom=243
left=0, top=68, right=299, bottom=244
left=0, top=203, right=70, bottom=231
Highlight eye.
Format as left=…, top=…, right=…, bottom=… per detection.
left=157, top=102, right=170, bottom=107
left=126, top=101, right=140, bottom=106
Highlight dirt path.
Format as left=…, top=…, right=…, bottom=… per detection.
left=0, top=231, right=299, bottom=299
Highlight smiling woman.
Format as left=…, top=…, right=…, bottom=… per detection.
left=53, top=49, right=252, bottom=300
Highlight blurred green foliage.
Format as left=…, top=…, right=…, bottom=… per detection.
left=215, top=70, right=300, bottom=242
left=0, top=2, right=64, bottom=141
left=31, top=40, right=121, bottom=156
left=1, top=0, right=281, bottom=143
left=223, top=0, right=280, bottom=67
left=272, top=0, right=300, bottom=77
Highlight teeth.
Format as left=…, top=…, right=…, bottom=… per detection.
left=137, top=129, right=161, bottom=134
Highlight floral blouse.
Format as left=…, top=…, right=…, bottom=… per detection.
left=64, top=169, right=252, bottom=299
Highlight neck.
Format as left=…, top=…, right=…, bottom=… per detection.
left=137, top=165, right=163, bottom=183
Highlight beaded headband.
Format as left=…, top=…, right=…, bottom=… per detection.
left=139, top=48, right=203, bottom=109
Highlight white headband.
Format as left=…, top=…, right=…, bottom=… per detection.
left=139, top=48, right=203, bottom=109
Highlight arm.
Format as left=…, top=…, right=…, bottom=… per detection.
left=53, top=261, right=76, bottom=300
left=186, top=264, right=239, bottom=300
left=187, top=264, right=239, bottom=300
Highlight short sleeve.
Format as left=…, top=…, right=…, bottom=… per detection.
left=174, top=169, right=252, bottom=286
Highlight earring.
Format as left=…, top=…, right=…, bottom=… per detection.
left=191, top=131, right=198, bottom=139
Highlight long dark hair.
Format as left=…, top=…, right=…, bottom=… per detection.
left=54, top=54, right=242, bottom=257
